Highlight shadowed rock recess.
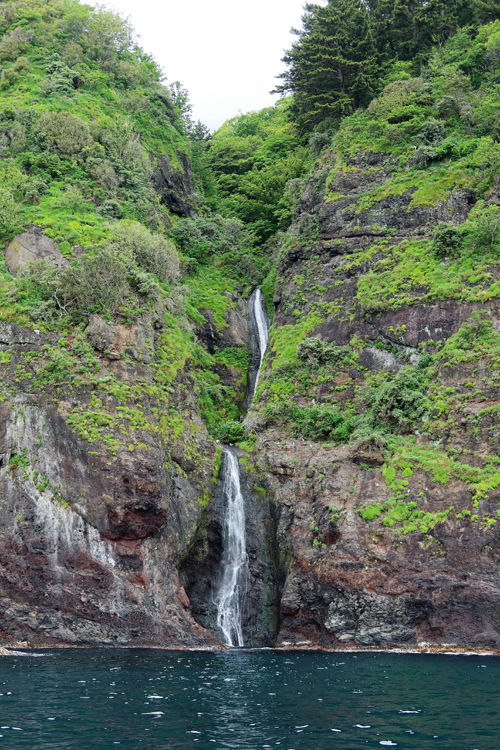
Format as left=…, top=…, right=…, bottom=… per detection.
left=1, top=1, right=500, bottom=651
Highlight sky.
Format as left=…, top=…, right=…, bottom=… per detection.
left=107, top=0, right=312, bottom=132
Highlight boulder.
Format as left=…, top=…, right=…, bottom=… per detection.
left=87, top=314, right=116, bottom=352
left=5, top=226, right=69, bottom=275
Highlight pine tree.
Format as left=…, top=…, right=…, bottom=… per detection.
left=472, top=0, right=500, bottom=22
left=370, top=0, right=477, bottom=75
left=274, top=0, right=379, bottom=133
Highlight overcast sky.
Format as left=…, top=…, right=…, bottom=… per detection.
left=108, top=0, right=312, bottom=131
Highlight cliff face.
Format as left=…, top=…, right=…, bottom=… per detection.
left=0, top=318, right=219, bottom=646
left=246, top=141, right=500, bottom=651
left=1, top=4, right=500, bottom=651
left=2, top=140, right=500, bottom=651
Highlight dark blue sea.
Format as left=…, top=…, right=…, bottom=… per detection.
left=0, top=649, right=498, bottom=749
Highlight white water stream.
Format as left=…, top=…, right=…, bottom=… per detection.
left=251, top=287, right=269, bottom=397
left=215, top=448, right=248, bottom=647
left=215, top=287, right=270, bottom=647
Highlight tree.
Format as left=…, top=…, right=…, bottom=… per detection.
left=274, top=0, right=379, bottom=132
left=472, top=0, right=500, bottom=22
left=275, top=0, right=478, bottom=133
left=369, top=0, right=477, bottom=75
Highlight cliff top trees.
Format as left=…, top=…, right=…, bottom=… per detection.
left=276, top=0, right=478, bottom=133
left=274, top=0, right=379, bottom=132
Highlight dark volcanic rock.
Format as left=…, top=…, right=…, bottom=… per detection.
left=0, top=321, right=219, bottom=648
left=152, top=151, right=200, bottom=218
left=247, top=145, right=500, bottom=652
left=181, top=449, right=280, bottom=647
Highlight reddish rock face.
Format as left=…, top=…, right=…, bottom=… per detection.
left=0, top=317, right=220, bottom=648
left=250, top=436, right=500, bottom=650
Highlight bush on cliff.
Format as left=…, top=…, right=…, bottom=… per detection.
left=432, top=223, right=463, bottom=259
left=11, top=221, right=180, bottom=322
left=288, top=403, right=355, bottom=442
left=352, top=366, right=427, bottom=440
left=297, top=337, right=351, bottom=369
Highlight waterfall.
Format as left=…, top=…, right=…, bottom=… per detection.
left=214, top=288, right=269, bottom=647
left=246, top=287, right=270, bottom=405
left=215, top=447, right=248, bottom=647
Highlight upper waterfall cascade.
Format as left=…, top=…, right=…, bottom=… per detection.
left=246, top=287, right=270, bottom=405
left=215, top=448, right=248, bottom=647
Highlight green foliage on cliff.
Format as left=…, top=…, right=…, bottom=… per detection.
left=203, top=100, right=310, bottom=242
left=276, top=0, right=478, bottom=133
left=3, top=0, right=500, bottom=486
left=0, top=0, right=198, bottom=245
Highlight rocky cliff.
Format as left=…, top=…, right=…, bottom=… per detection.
left=1, top=5, right=500, bottom=653
left=243, top=80, right=500, bottom=650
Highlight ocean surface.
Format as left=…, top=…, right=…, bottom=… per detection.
left=0, top=648, right=498, bottom=749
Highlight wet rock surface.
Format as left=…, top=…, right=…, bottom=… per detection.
left=152, top=151, right=200, bottom=219
left=181, top=449, right=280, bottom=647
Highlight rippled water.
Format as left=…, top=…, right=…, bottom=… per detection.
left=0, top=649, right=498, bottom=749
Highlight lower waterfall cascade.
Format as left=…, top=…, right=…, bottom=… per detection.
left=215, top=447, right=248, bottom=647
left=215, top=287, right=270, bottom=647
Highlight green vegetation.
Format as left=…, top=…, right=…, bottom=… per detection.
left=275, top=0, right=484, bottom=133
left=3, top=0, right=500, bottom=538
left=203, top=101, right=310, bottom=242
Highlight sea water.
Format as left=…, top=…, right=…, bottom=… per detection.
left=0, top=649, right=498, bottom=748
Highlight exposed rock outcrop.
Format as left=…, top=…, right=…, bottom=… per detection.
left=0, top=320, right=219, bottom=647
left=244, top=148, right=500, bottom=651
left=152, top=151, right=200, bottom=219
left=5, top=226, right=69, bottom=275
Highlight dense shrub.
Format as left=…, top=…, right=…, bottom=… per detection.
left=449, top=310, right=496, bottom=349
left=432, top=223, right=463, bottom=258
left=288, top=403, right=355, bottom=442
left=36, top=112, right=93, bottom=158
left=0, top=27, right=33, bottom=61
left=464, top=203, right=500, bottom=256
left=215, top=420, right=245, bottom=443
left=171, top=216, right=244, bottom=261
left=105, top=222, right=180, bottom=283
left=353, top=366, right=426, bottom=439
left=297, top=337, right=351, bottom=369
left=64, top=247, right=129, bottom=316
left=415, top=118, right=446, bottom=146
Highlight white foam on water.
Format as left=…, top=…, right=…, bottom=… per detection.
left=355, top=725, right=371, bottom=729
left=380, top=743, right=397, bottom=747
left=399, top=710, right=420, bottom=714
left=331, top=729, right=342, bottom=732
